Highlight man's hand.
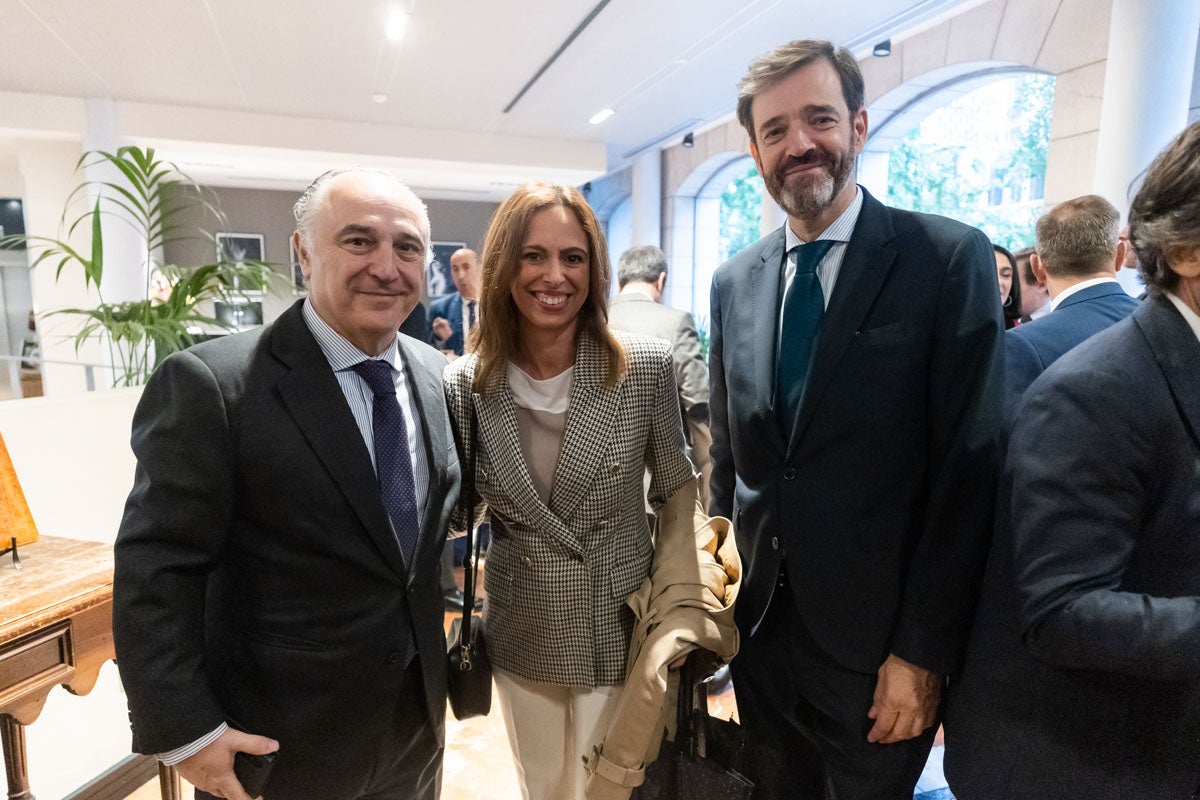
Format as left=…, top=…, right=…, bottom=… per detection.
left=865, top=653, right=941, bottom=744
left=175, top=728, right=279, bottom=800
left=431, top=317, right=452, bottom=342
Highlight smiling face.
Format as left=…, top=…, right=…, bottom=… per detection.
left=296, top=172, right=426, bottom=355
left=995, top=251, right=1014, bottom=302
left=748, top=58, right=866, bottom=232
left=510, top=205, right=590, bottom=344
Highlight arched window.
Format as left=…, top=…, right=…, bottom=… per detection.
left=883, top=74, right=1055, bottom=250
left=719, top=165, right=764, bottom=262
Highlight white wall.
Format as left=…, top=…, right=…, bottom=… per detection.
left=0, top=388, right=142, bottom=799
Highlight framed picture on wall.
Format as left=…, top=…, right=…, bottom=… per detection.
left=289, top=238, right=306, bottom=296
left=216, top=232, right=265, bottom=294
left=214, top=300, right=264, bottom=330
left=427, top=241, right=465, bottom=299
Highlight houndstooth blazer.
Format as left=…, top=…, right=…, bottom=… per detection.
left=444, top=330, right=695, bottom=687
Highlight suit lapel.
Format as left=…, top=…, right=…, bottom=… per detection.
left=398, top=337, right=449, bottom=579
left=270, top=305, right=409, bottom=580
left=474, top=369, right=584, bottom=555
left=752, top=231, right=788, bottom=457
left=1138, top=295, right=1200, bottom=448
left=548, top=334, right=621, bottom=522
left=788, top=190, right=898, bottom=455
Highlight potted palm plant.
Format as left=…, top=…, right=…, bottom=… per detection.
left=0, top=146, right=273, bottom=387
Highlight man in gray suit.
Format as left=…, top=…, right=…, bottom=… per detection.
left=608, top=245, right=712, bottom=507
left=114, top=169, right=459, bottom=800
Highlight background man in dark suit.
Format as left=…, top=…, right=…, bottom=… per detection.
left=608, top=244, right=713, bottom=507
left=114, top=169, right=459, bottom=800
left=708, top=39, right=1003, bottom=799
left=1003, top=194, right=1138, bottom=416
left=428, top=246, right=484, bottom=609
left=945, top=121, right=1200, bottom=800
left=430, top=247, right=480, bottom=357
left=1015, top=246, right=1050, bottom=322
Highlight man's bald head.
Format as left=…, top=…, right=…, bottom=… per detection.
left=449, top=248, right=481, bottom=300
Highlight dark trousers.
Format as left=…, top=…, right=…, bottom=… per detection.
left=197, top=662, right=442, bottom=800
left=731, top=569, right=935, bottom=800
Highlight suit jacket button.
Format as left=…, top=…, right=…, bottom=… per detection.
left=782, top=467, right=796, bottom=480
left=387, top=651, right=401, bottom=664
left=771, top=537, right=780, bottom=550
left=521, top=555, right=532, bottom=567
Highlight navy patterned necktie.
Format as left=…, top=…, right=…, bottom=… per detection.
left=352, top=359, right=420, bottom=563
left=776, top=239, right=835, bottom=436
left=466, top=300, right=476, bottom=333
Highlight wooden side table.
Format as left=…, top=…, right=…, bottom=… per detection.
left=0, top=537, right=117, bottom=800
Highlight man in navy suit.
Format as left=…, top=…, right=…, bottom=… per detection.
left=429, top=247, right=480, bottom=357
left=945, top=121, right=1200, bottom=800
left=708, top=39, right=1003, bottom=799
left=1003, top=194, right=1138, bottom=417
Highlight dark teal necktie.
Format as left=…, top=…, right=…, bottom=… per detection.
left=352, top=359, right=420, bottom=564
left=776, top=240, right=835, bottom=436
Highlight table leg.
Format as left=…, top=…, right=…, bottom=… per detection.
left=0, top=715, right=33, bottom=800
left=157, top=762, right=181, bottom=800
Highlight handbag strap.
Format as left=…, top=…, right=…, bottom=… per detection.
left=458, top=399, right=481, bottom=642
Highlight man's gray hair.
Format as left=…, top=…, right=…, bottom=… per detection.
left=1129, top=119, right=1200, bottom=294
left=617, top=245, right=669, bottom=288
left=293, top=168, right=431, bottom=247
left=1034, top=195, right=1120, bottom=278
left=736, top=39, right=865, bottom=143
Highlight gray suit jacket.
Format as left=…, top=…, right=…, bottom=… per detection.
left=609, top=291, right=713, bottom=505
left=444, top=330, right=695, bottom=686
left=114, top=300, right=460, bottom=798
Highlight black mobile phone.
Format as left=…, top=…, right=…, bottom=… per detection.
left=233, top=750, right=277, bottom=799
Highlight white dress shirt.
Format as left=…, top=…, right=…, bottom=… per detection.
left=777, top=186, right=865, bottom=354
left=1049, top=276, right=1123, bottom=312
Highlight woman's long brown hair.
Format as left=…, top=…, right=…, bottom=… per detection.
left=470, top=182, right=625, bottom=393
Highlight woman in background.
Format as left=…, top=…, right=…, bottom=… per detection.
left=444, top=182, right=697, bottom=800
left=995, top=243, right=1023, bottom=329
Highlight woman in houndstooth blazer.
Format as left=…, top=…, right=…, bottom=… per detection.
left=444, top=182, right=697, bottom=800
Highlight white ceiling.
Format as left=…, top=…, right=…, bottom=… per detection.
left=1, top=0, right=981, bottom=199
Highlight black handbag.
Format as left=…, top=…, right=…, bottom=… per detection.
left=446, top=402, right=492, bottom=719
left=632, top=659, right=754, bottom=800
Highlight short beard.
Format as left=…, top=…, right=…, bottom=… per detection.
left=765, top=134, right=858, bottom=223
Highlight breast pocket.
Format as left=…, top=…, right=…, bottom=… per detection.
left=853, top=320, right=916, bottom=349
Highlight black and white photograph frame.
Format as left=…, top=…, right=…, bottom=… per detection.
left=214, top=300, right=264, bottom=330
left=216, top=232, right=265, bottom=294
left=427, top=241, right=466, bottom=299
left=289, top=238, right=306, bottom=296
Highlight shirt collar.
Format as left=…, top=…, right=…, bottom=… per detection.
left=302, top=298, right=402, bottom=372
left=1049, top=276, right=1121, bottom=312
left=1166, top=292, right=1200, bottom=344
left=619, top=288, right=656, bottom=303
left=785, top=185, right=863, bottom=251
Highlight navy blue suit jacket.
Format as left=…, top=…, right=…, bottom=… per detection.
left=709, top=188, right=1004, bottom=676
left=429, top=292, right=469, bottom=356
left=1003, top=281, right=1137, bottom=417
left=945, top=293, right=1200, bottom=799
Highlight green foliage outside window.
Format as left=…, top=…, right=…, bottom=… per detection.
left=720, top=165, right=764, bottom=262
left=887, top=74, right=1055, bottom=251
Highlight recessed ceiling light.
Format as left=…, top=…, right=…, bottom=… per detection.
left=386, top=8, right=409, bottom=41
left=589, top=108, right=615, bottom=125
left=372, top=93, right=388, bottom=104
